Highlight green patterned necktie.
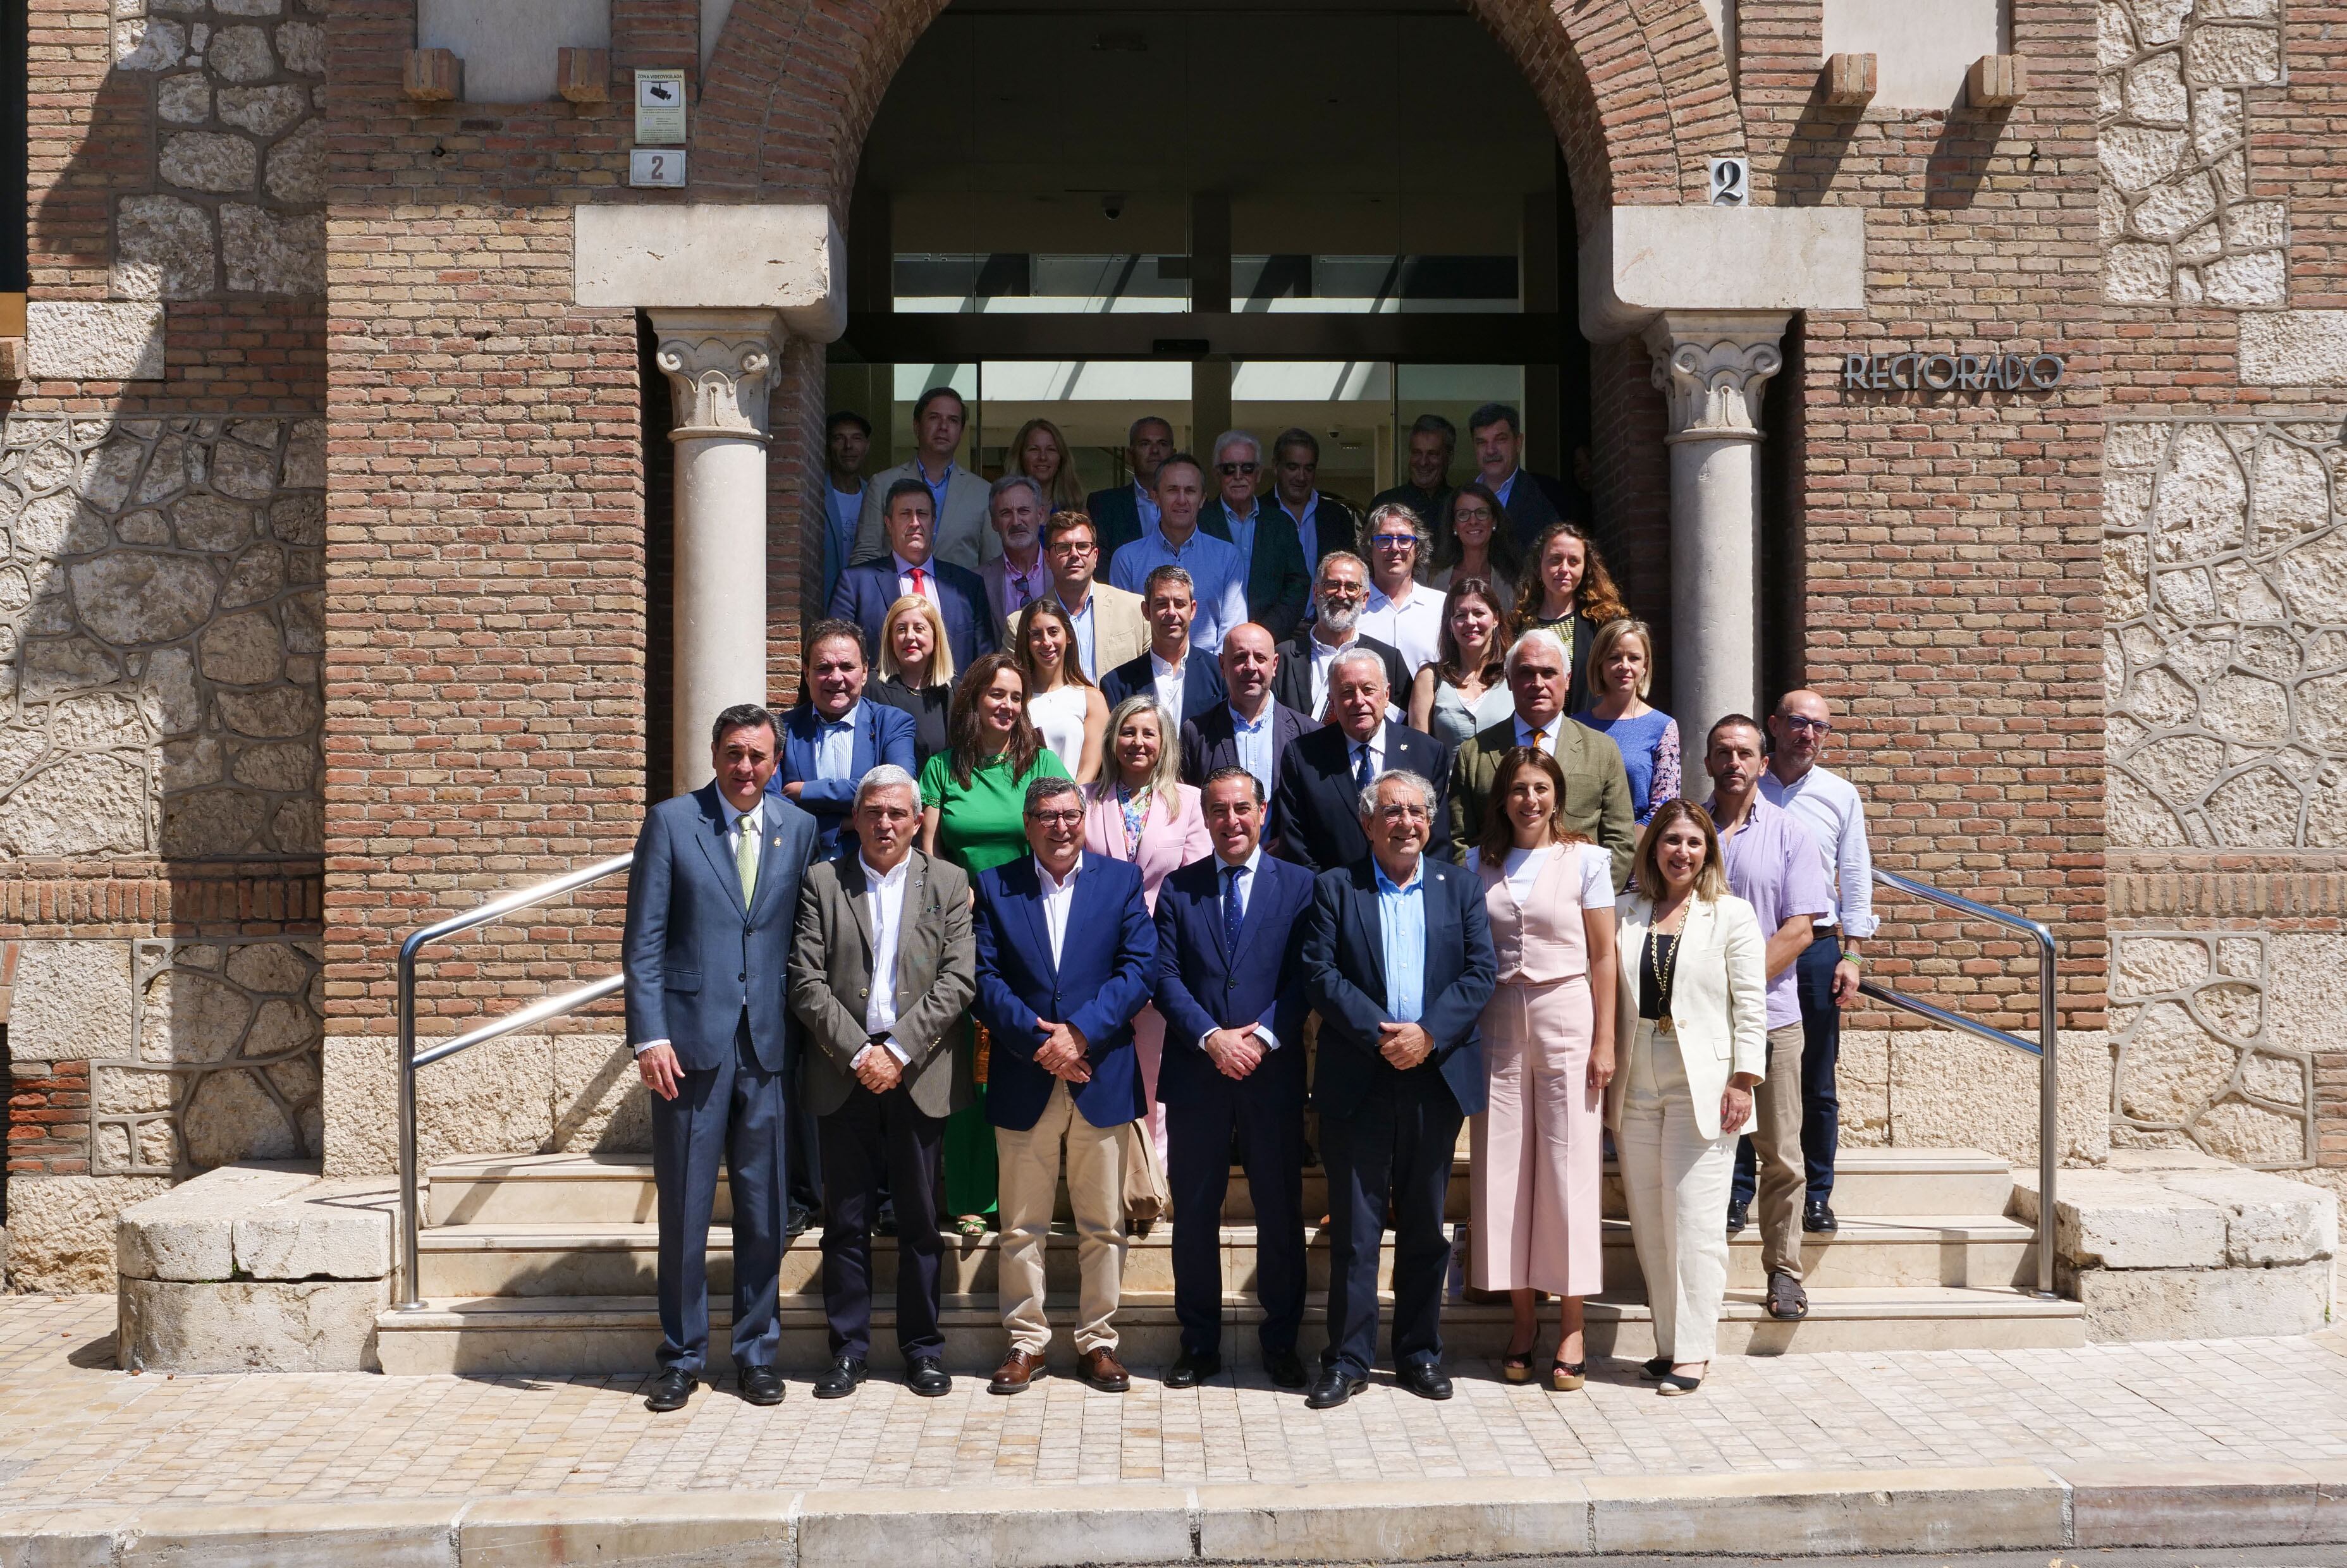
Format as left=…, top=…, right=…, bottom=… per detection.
left=735, top=809, right=759, bottom=909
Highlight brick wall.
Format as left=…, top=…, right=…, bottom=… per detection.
left=6, top=1058, right=89, bottom=1177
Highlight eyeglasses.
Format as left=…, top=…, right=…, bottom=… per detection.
left=1048, top=540, right=1097, bottom=556
left=1782, top=716, right=1834, bottom=733
left=1375, top=804, right=1430, bottom=821
left=1453, top=506, right=1495, bottom=523
left=1027, top=809, right=1084, bottom=827
left=1370, top=534, right=1417, bottom=549
left=1218, top=462, right=1259, bottom=475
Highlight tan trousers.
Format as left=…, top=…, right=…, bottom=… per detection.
left=995, top=1080, right=1130, bottom=1355
left=1750, top=1022, right=1807, bottom=1282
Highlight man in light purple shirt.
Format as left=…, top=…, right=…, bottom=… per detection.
left=1703, top=713, right=1828, bottom=1323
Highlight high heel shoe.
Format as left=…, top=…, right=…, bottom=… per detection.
left=1500, top=1338, right=1537, bottom=1383
left=1548, top=1359, right=1585, bottom=1392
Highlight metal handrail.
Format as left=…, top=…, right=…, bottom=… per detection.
left=1855, top=867, right=2061, bottom=1299
left=393, top=853, right=633, bottom=1311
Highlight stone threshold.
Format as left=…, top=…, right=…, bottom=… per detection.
left=4, top=1461, right=2344, bottom=1564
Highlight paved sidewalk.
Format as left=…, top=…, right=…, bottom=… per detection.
left=6, top=1294, right=2347, bottom=1507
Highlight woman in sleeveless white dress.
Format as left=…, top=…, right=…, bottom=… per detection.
left=1014, top=596, right=1107, bottom=781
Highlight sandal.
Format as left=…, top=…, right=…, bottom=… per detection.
left=954, top=1215, right=989, bottom=1239
left=1501, top=1341, right=1536, bottom=1383
left=1765, top=1271, right=1809, bottom=1321
left=1549, top=1360, right=1585, bottom=1392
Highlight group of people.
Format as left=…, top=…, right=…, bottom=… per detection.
left=620, top=391, right=1879, bottom=1413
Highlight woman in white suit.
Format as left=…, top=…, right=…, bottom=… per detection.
left=1609, top=799, right=1768, bottom=1395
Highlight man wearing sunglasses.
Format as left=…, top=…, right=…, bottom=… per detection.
left=1753, top=690, right=1877, bottom=1235
left=1200, top=430, right=1311, bottom=642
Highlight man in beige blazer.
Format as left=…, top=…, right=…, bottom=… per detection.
left=788, top=764, right=974, bottom=1400
left=1015, top=511, right=1148, bottom=683
left=852, top=387, right=998, bottom=572
left=1448, top=628, right=1636, bottom=885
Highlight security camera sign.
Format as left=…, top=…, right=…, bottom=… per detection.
left=635, top=69, right=686, bottom=145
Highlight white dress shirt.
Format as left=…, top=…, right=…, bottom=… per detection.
left=851, top=854, right=913, bottom=1068
left=1305, top=630, right=1362, bottom=720
left=1758, top=763, right=1879, bottom=938
left=1036, top=852, right=1084, bottom=967
left=1362, top=579, right=1443, bottom=678
left=634, top=798, right=762, bottom=1058
left=1202, top=845, right=1280, bottom=1053
left=1151, top=647, right=1192, bottom=732
left=814, top=701, right=861, bottom=781
left=1346, top=726, right=1387, bottom=787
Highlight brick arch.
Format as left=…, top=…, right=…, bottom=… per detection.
left=689, top=0, right=1744, bottom=228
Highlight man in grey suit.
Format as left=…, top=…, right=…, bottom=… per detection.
left=623, top=703, right=821, bottom=1412
left=788, top=766, right=975, bottom=1400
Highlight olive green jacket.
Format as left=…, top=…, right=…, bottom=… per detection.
left=1447, top=716, right=1639, bottom=889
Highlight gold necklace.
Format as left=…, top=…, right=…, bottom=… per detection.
left=1646, top=898, right=1686, bottom=1029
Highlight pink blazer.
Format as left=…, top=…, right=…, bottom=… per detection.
left=1083, top=782, right=1211, bottom=911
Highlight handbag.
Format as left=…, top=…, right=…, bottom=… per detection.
left=1122, top=1115, right=1169, bottom=1224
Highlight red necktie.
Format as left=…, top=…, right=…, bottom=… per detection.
left=910, top=567, right=928, bottom=597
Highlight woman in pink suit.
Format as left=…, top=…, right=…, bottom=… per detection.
left=1083, top=695, right=1211, bottom=1187
left=1466, top=745, right=1619, bottom=1392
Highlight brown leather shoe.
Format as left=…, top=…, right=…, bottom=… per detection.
left=988, top=1349, right=1045, bottom=1395
left=1077, top=1347, right=1131, bottom=1392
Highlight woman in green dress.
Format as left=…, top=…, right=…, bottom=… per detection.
left=918, top=651, right=1072, bottom=1235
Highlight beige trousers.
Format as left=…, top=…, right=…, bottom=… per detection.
left=1749, top=1022, right=1807, bottom=1282
left=995, top=1080, right=1130, bottom=1355
left=1617, top=1020, right=1735, bottom=1364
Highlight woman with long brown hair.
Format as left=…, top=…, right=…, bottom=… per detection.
left=1407, top=578, right=1514, bottom=749
left=1428, top=482, right=1522, bottom=615
left=1010, top=417, right=1087, bottom=513
left=1516, top=521, right=1628, bottom=716
left=1014, top=596, right=1108, bottom=782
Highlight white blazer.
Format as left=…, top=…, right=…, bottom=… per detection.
left=1607, top=891, right=1770, bottom=1141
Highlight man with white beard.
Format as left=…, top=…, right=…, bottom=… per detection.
left=1271, top=552, right=1409, bottom=722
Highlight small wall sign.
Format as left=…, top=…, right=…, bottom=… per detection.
left=1707, top=156, right=1750, bottom=207
left=1842, top=350, right=2066, bottom=393
left=635, top=69, right=687, bottom=145
left=630, top=148, right=686, bottom=188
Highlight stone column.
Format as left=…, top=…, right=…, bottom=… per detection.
left=1644, top=310, right=1788, bottom=751
left=651, top=309, right=786, bottom=796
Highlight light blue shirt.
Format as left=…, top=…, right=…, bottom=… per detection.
left=1058, top=590, right=1098, bottom=683
left=1223, top=500, right=1259, bottom=573
left=814, top=702, right=861, bottom=781
left=916, top=459, right=956, bottom=522
left=1278, top=491, right=1322, bottom=572
left=1227, top=701, right=1275, bottom=795
left=823, top=483, right=862, bottom=603
left=1132, top=481, right=1163, bottom=534
left=1108, top=522, right=1251, bottom=653
left=1489, top=469, right=1519, bottom=508
left=1373, top=857, right=1426, bottom=1025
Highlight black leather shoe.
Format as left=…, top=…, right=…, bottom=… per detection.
left=811, top=1357, right=864, bottom=1399
left=1163, top=1351, right=1220, bottom=1389
left=739, top=1365, right=786, bottom=1406
left=1264, top=1348, right=1308, bottom=1389
left=1395, top=1361, right=1453, bottom=1401
left=644, top=1367, right=696, bottom=1412
left=906, top=1356, right=952, bottom=1397
left=1725, top=1199, right=1748, bottom=1235
left=1305, top=1368, right=1368, bottom=1409
left=787, top=1203, right=815, bottom=1238
left=1804, top=1199, right=1839, bottom=1232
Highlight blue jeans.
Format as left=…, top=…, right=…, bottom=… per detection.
left=1732, top=936, right=1844, bottom=1208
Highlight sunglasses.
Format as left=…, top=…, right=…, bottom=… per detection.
left=1218, top=462, right=1259, bottom=475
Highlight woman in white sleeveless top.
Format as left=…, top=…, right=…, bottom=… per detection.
left=1466, top=745, right=1617, bottom=1390
left=1014, top=596, right=1106, bottom=782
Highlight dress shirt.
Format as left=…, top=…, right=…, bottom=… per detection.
left=850, top=854, right=913, bottom=1069
left=813, top=701, right=861, bottom=781
left=1712, top=793, right=1832, bottom=1031
left=916, top=459, right=956, bottom=522
left=1373, top=856, right=1427, bottom=1025
left=1489, top=469, right=1519, bottom=508
left=1278, top=492, right=1322, bottom=572
left=1108, top=524, right=1250, bottom=652
left=1001, top=551, right=1050, bottom=613
left=1036, top=853, right=1084, bottom=971
left=1202, top=845, right=1281, bottom=1053
left=1346, top=727, right=1387, bottom=789
left=1512, top=713, right=1562, bottom=756
left=1222, top=499, right=1260, bottom=570
left=1361, top=580, right=1443, bottom=678
left=895, top=552, right=942, bottom=608
left=1131, top=480, right=1162, bottom=534
left=1227, top=700, right=1276, bottom=795
left=1151, top=647, right=1194, bottom=732
left=1305, top=630, right=1366, bottom=720
left=823, top=482, right=862, bottom=599
left=1758, top=764, right=1878, bottom=939
left=1057, top=588, right=1099, bottom=681
left=633, top=797, right=762, bottom=1058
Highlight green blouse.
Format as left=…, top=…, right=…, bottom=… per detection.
left=919, top=746, right=1072, bottom=877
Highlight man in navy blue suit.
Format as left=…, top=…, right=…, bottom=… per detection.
left=1179, top=622, right=1309, bottom=805
left=1151, top=766, right=1315, bottom=1390
left=775, top=620, right=917, bottom=861
left=1270, top=647, right=1450, bottom=871
left=622, top=703, right=821, bottom=1412
left=1099, top=566, right=1227, bottom=736
left=1299, top=768, right=1496, bottom=1410
left=971, top=775, right=1157, bottom=1395
left=827, top=480, right=998, bottom=673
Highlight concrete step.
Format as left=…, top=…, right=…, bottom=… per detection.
left=372, top=1285, right=2083, bottom=1376
left=417, top=1213, right=2036, bottom=1299
left=424, top=1146, right=2020, bottom=1228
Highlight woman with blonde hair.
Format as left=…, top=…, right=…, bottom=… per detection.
left=1574, top=616, right=1679, bottom=824
left=1011, top=417, right=1087, bottom=513
left=1516, top=522, right=1629, bottom=716
left=1013, top=596, right=1108, bottom=781
left=1609, top=800, right=1768, bottom=1395
left=868, top=593, right=956, bottom=767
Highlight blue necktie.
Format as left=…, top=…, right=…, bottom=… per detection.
left=1222, top=864, right=1244, bottom=953
left=1354, top=742, right=1373, bottom=788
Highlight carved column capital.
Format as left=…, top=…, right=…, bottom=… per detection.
left=649, top=309, right=787, bottom=441
left=1643, top=310, right=1790, bottom=444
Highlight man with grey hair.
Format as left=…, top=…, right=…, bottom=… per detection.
left=1271, top=550, right=1409, bottom=721
left=1357, top=501, right=1442, bottom=678
left=788, top=763, right=974, bottom=1400
left=1271, top=644, right=1449, bottom=872
left=1201, top=429, right=1310, bottom=641
left=1299, top=767, right=1495, bottom=1408
left=1447, top=627, right=1635, bottom=882
left=979, top=472, right=1053, bottom=625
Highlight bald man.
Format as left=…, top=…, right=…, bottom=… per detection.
left=1180, top=623, right=1310, bottom=808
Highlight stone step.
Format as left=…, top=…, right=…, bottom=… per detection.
left=424, top=1146, right=2020, bottom=1228
left=372, top=1284, right=2084, bottom=1376
left=417, top=1213, right=2036, bottom=1300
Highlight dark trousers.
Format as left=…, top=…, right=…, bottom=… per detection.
left=1732, top=936, right=1844, bottom=1207
left=1167, top=1084, right=1306, bottom=1359
left=818, top=1082, right=946, bottom=1361
left=1319, top=1075, right=1461, bottom=1378
left=651, top=1019, right=786, bottom=1373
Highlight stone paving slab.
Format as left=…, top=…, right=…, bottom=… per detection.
left=6, top=1297, right=2347, bottom=1560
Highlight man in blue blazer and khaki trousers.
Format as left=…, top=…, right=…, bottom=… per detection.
left=1300, top=766, right=1496, bottom=1409
left=971, top=773, right=1157, bottom=1395
left=1151, top=765, right=1316, bottom=1390
left=623, top=703, right=820, bottom=1412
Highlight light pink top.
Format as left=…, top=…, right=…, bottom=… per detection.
left=1473, top=842, right=1614, bottom=986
